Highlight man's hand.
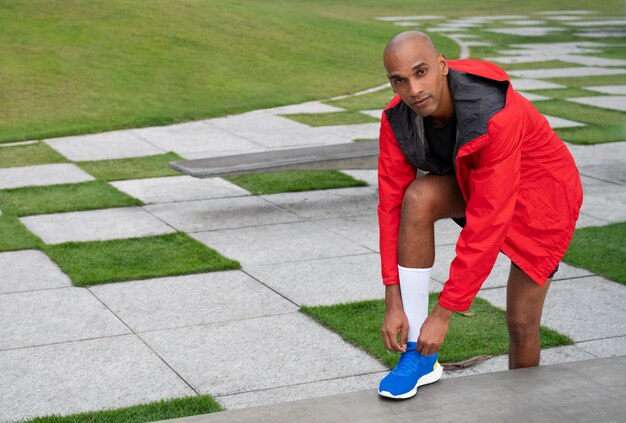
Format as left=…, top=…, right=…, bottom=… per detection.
left=381, top=285, right=409, bottom=352
left=416, top=303, right=454, bottom=356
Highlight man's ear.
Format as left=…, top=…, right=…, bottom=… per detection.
left=439, top=54, right=449, bottom=76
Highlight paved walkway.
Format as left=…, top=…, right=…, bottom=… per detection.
left=1, top=10, right=626, bottom=422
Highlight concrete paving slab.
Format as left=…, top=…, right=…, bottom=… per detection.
left=579, top=188, right=626, bottom=223
left=216, top=372, right=387, bottom=410
left=544, top=115, right=586, bottom=129
left=20, top=207, right=176, bottom=244
left=584, top=85, right=626, bottom=95
left=565, top=19, right=626, bottom=27
left=567, top=141, right=626, bottom=169
left=393, top=22, right=420, bottom=27
left=576, top=336, right=626, bottom=358
left=0, top=287, right=130, bottom=350
left=340, top=169, right=377, bottom=188
left=478, top=276, right=626, bottom=342
left=518, top=91, right=550, bottom=102
left=0, top=335, right=194, bottom=422
left=191, top=221, right=371, bottom=267
left=90, top=271, right=297, bottom=333
left=510, top=78, right=565, bottom=90
left=262, top=187, right=378, bottom=220
left=359, top=109, right=383, bottom=119
left=168, top=357, right=625, bottom=423
left=111, top=176, right=249, bottom=204
left=487, top=27, right=564, bottom=37
left=0, top=250, right=71, bottom=294
left=323, top=123, right=380, bottom=141
left=375, top=16, right=443, bottom=21
left=577, top=30, right=626, bottom=38
left=244, top=254, right=400, bottom=307
left=508, top=67, right=626, bottom=79
left=132, top=121, right=266, bottom=157
left=233, top=127, right=352, bottom=149
left=140, top=313, right=387, bottom=397
left=427, top=27, right=467, bottom=33
left=575, top=212, right=611, bottom=228
left=0, top=163, right=95, bottom=190
left=45, top=131, right=165, bottom=161
left=269, top=102, right=345, bottom=115
left=210, top=112, right=309, bottom=133
left=567, top=96, right=626, bottom=112
left=558, top=55, right=626, bottom=67
left=509, top=41, right=606, bottom=52
left=537, top=10, right=595, bottom=15
left=314, top=214, right=379, bottom=252
left=144, top=196, right=303, bottom=233
left=546, top=16, right=583, bottom=21
left=503, top=19, right=546, bottom=26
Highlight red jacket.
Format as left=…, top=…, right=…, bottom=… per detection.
left=378, top=59, right=583, bottom=311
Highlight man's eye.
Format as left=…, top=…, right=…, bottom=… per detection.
left=394, top=79, right=405, bottom=85
left=417, top=69, right=427, bottom=75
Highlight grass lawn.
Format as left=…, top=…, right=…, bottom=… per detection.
left=44, top=232, right=240, bottom=286
left=563, top=222, right=626, bottom=285
left=326, top=89, right=395, bottom=112
left=227, top=170, right=367, bottom=195
left=0, top=142, right=67, bottom=168
left=302, top=294, right=572, bottom=367
left=0, top=215, right=42, bottom=251
left=0, top=181, right=142, bottom=217
left=77, top=153, right=183, bottom=181
left=24, top=395, right=221, bottom=423
left=283, top=111, right=379, bottom=127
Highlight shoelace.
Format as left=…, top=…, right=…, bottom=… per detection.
left=392, top=349, right=420, bottom=376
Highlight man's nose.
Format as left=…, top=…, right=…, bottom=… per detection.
left=407, top=78, right=423, bottom=97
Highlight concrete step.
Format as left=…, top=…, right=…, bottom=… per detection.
left=169, top=141, right=379, bottom=178
left=158, top=356, right=626, bottom=423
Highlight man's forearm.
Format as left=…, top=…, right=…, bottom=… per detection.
left=385, top=284, right=403, bottom=309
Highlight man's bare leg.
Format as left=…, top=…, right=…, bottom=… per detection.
left=398, top=174, right=466, bottom=268
left=506, top=263, right=552, bottom=369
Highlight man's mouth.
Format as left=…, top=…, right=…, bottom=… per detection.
left=412, top=97, right=430, bottom=108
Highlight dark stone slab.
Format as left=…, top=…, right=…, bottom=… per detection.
left=159, top=356, right=626, bottom=423
left=169, top=141, right=379, bottom=178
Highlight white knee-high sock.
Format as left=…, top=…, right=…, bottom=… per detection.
left=398, top=265, right=431, bottom=344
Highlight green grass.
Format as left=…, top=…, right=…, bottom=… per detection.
left=326, top=89, right=395, bottom=111
left=0, top=214, right=42, bottom=251
left=499, top=60, right=585, bottom=71
left=77, top=153, right=183, bottom=181
left=563, top=222, right=626, bottom=285
left=534, top=99, right=626, bottom=144
left=546, top=73, right=626, bottom=89
left=301, top=294, right=572, bottom=367
left=283, top=111, right=379, bottom=127
left=0, top=142, right=67, bottom=168
left=227, top=170, right=367, bottom=195
left=0, top=181, right=142, bottom=217
left=44, top=232, right=240, bottom=286
left=528, top=87, right=604, bottom=100
left=24, top=395, right=221, bottom=423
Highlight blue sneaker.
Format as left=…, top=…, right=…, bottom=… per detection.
left=378, top=342, right=442, bottom=399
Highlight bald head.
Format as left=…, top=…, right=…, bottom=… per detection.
left=383, top=31, right=438, bottom=72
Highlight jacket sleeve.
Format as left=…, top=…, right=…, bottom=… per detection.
left=439, top=110, right=524, bottom=311
left=378, top=111, right=417, bottom=285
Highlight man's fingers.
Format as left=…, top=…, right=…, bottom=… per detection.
left=381, top=327, right=391, bottom=350
left=401, top=323, right=408, bottom=346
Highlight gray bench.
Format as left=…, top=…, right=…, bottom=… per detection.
left=169, top=141, right=379, bottom=178
left=158, top=356, right=626, bottom=423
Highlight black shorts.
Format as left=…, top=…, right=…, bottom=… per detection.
left=451, top=217, right=559, bottom=279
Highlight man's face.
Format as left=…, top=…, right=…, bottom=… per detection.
left=384, top=41, right=450, bottom=119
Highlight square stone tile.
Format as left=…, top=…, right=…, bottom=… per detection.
left=210, top=112, right=309, bottom=133
left=580, top=187, right=626, bottom=223
left=565, top=19, right=626, bottom=27
left=262, top=187, right=378, bottom=220
left=0, top=335, right=194, bottom=422
left=20, top=207, right=176, bottom=244
left=478, top=276, right=626, bottom=342
left=0, top=250, right=71, bottom=294
left=544, top=115, right=586, bottom=129
left=324, top=123, right=380, bottom=140
left=567, top=96, right=626, bottom=112
left=508, top=67, right=626, bottom=79
left=583, top=85, right=626, bottom=95
left=503, top=19, right=546, bottom=26
left=537, top=10, right=595, bottom=15
left=359, top=109, right=383, bottom=119
left=132, top=121, right=266, bottom=157
left=0, top=164, right=95, bottom=190
left=268, top=102, right=345, bottom=115
left=235, top=127, right=352, bottom=149
left=510, top=79, right=565, bottom=91
left=314, top=214, right=379, bottom=252
left=567, top=141, right=626, bottom=169
left=376, top=15, right=443, bottom=21
left=191, top=221, right=371, bottom=267
left=111, top=175, right=249, bottom=204
left=90, top=271, right=297, bottom=332
left=576, top=336, right=626, bottom=358
left=216, top=371, right=387, bottom=410
left=487, top=27, right=564, bottom=37
left=577, top=31, right=626, bottom=38
left=0, top=287, right=130, bottom=350
left=340, top=169, right=378, bottom=188
left=45, top=131, right=165, bottom=161
left=139, top=313, right=386, bottom=397
left=145, top=196, right=303, bottom=232
left=560, top=55, right=626, bottom=67
left=518, top=91, right=550, bottom=102
left=245, top=254, right=392, bottom=306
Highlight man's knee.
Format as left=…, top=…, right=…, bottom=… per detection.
left=401, top=178, right=439, bottom=221
left=507, top=314, right=540, bottom=343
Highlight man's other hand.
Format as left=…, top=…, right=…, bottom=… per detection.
left=416, top=303, right=454, bottom=356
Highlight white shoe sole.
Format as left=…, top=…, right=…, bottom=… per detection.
left=378, top=362, right=443, bottom=400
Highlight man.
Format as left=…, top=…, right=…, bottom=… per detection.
left=376, top=31, right=583, bottom=399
